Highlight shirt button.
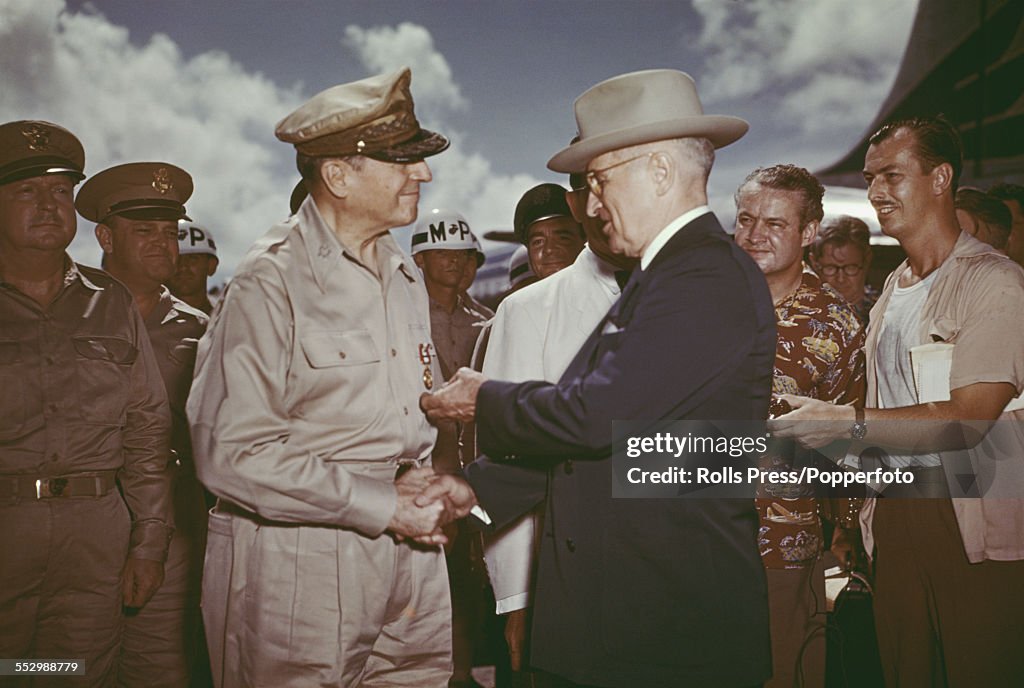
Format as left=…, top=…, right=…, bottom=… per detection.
left=47, top=403, right=58, bottom=413
left=391, top=348, right=397, bottom=357
left=338, top=351, right=347, bottom=359
left=404, top=407, right=409, bottom=416
left=564, top=460, right=574, bottom=475
left=565, top=538, right=576, bottom=553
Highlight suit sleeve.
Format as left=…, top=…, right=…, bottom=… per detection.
left=121, top=304, right=175, bottom=562
left=187, top=271, right=397, bottom=536
left=476, top=248, right=763, bottom=461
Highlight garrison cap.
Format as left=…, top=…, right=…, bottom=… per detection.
left=412, top=208, right=478, bottom=255
left=513, top=183, right=574, bottom=244
left=76, top=162, right=193, bottom=223
left=0, top=120, right=85, bottom=186
left=275, top=67, right=449, bottom=163
left=177, top=220, right=218, bottom=257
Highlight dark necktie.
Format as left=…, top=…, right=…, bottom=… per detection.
left=614, top=270, right=631, bottom=290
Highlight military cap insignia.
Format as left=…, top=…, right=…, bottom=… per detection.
left=22, top=124, right=50, bottom=151
left=151, top=167, right=174, bottom=194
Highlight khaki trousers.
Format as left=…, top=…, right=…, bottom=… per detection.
left=203, top=503, right=452, bottom=688
left=873, top=498, right=1024, bottom=687
left=0, top=491, right=130, bottom=688
left=118, top=471, right=207, bottom=688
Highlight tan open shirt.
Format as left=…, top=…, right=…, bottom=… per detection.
left=861, top=232, right=1024, bottom=563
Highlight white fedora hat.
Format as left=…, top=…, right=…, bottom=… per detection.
left=547, top=69, right=749, bottom=173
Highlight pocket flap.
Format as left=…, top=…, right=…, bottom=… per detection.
left=300, top=330, right=380, bottom=368
left=72, top=335, right=138, bottom=364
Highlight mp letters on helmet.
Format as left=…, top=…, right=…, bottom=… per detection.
left=179, top=225, right=216, bottom=252
left=430, top=218, right=472, bottom=244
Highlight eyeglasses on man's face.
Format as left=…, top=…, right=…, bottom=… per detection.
left=817, top=263, right=864, bottom=277
left=585, top=152, right=654, bottom=197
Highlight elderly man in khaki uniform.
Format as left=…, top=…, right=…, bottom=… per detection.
left=187, top=68, right=454, bottom=688
left=0, top=121, right=174, bottom=686
left=77, top=162, right=210, bottom=687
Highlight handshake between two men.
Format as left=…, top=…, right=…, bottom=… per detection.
left=387, top=368, right=489, bottom=544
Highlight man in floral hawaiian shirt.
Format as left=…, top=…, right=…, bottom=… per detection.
left=734, top=164, right=866, bottom=688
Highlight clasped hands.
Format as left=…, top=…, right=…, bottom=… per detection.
left=386, top=466, right=479, bottom=545
left=387, top=368, right=485, bottom=544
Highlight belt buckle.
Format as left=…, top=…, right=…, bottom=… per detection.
left=35, top=478, right=68, bottom=499
left=395, top=461, right=416, bottom=480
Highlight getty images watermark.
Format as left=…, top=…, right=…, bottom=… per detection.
left=611, top=419, right=1024, bottom=499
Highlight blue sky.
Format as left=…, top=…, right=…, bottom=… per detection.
left=2, top=0, right=918, bottom=276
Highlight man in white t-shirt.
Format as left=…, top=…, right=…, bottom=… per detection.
left=771, top=115, right=1024, bottom=687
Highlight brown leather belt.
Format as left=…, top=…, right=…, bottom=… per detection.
left=0, top=471, right=118, bottom=500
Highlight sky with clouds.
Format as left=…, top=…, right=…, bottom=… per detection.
left=0, top=0, right=919, bottom=279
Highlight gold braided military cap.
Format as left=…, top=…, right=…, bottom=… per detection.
left=75, top=162, right=193, bottom=223
left=275, top=67, right=449, bottom=162
left=0, top=120, right=85, bottom=186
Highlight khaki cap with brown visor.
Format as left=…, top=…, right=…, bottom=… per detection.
left=0, top=120, right=85, bottom=186
left=280, top=67, right=449, bottom=211
left=75, top=162, right=193, bottom=223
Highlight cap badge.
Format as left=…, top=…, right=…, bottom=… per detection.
left=22, top=124, right=50, bottom=151
left=152, top=167, right=174, bottom=194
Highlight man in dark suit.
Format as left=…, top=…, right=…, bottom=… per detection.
left=419, top=69, right=776, bottom=688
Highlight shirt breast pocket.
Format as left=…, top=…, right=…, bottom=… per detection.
left=72, top=335, right=137, bottom=424
left=0, top=339, right=32, bottom=439
left=298, top=330, right=382, bottom=426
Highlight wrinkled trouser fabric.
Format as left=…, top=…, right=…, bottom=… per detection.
left=203, top=502, right=452, bottom=688
left=0, top=491, right=131, bottom=688
left=118, top=471, right=207, bottom=688
left=873, top=498, right=1024, bottom=687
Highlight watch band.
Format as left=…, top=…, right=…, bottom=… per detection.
left=850, top=406, right=867, bottom=440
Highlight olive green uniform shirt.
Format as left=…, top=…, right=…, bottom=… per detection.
left=0, top=258, right=174, bottom=561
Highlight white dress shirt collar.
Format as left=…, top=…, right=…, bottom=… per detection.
left=639, top=205, right=711, bottom=270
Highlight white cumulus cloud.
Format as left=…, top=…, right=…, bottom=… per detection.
left=0, top=3, right=537, bottom=278
left=692, top=0, right=918, bottom=136
left=0, top=0, right=304, bottom=276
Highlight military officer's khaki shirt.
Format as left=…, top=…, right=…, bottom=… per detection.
left=428, top=295, right=489, bottom=380
left=188, top=198, right=438, bottom=536
left=144, top=287, right=208, bottom=537
left=0, top=259, right=174, bottom=561
left=144, top=288, right=207, bottom=464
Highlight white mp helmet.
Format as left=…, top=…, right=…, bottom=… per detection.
left=411, top=208, right=478, bottom=254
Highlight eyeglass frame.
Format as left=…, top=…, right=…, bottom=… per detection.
left=585, top=152, right=655, bottom=197
left=816, top=262, right=865, bottom=277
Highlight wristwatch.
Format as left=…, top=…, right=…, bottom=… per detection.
left=850, top=406, right=867, bottom=440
